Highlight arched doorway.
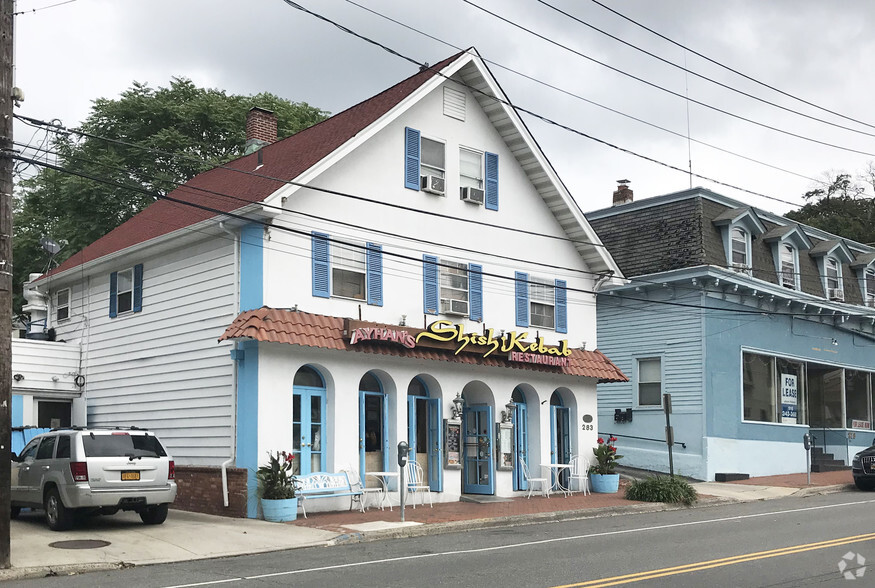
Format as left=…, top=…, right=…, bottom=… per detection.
left=359, top=372, right=389, bottom=482
left=511, top=386, right=528, bottom=491
left=462, top=382, right=495, bottom=495
left=550, top=391, right=571, bottom=488
left=292, top=366, right=326, bottom=475
left=407, top=377, right=443, bottom=491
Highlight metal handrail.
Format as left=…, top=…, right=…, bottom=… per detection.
left=599, top=431, right=687, bottom=449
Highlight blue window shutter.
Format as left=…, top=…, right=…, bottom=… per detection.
left=555, top=279, right=567, bottom=334
left=515, top=272, right=528, bottom=327
left=366, top=243, right=383, bottom=307
left=469, top=263, right=482, bottom=321
left=405, top=127, right=421, bottom=190
left=109, top=271, right=118, bottom=318
left=312, top=232, right=330, bottom=298
left=423, top=255, right=439, bottom=315
left=485, top=152, right=498, bottom=211
left=132, top=263, right=144, bottom=313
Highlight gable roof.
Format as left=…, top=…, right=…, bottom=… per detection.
left=219, top=307, right=629, bottom=383
left=45, top=48, right=621, bottom=280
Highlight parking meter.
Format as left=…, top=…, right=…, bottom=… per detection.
left=803, top=433, right=812, bottom=485
left=803, top=433, right=811, bottom=451
left=397, top=441, right=409, bottom=467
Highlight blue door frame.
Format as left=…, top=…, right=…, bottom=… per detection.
left=512, top=402, right=528, bottom=491
left=463, top=405, right=494, bottom=495
left=550, top=404, right=571, bottom=488
left=408, top=395, right=443, bottom=492
left=293, top=386, right=326, bottom=475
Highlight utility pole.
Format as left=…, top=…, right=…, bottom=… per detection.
left=0, top=0, right=14, bottom=569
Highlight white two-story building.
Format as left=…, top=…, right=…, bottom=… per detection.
left=27, top=49, right=626, bottom=517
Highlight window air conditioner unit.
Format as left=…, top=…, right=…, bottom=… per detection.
left=421, top=174, right=445, bottom=195
left=460, top=186, right=485, bottom=205
left=440, top=298, right=469, bottom=316
left=827, top=288, right=844, bottom=301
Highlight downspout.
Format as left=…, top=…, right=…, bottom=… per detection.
left=219, top=221, right=240, bottom=508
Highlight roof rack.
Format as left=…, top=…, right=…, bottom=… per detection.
left=49, top=425, right=149, bottom=432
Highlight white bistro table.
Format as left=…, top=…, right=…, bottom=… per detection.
left=366, top=471, right=399, bottom=511
left=542, top=464, right=572, bottom=497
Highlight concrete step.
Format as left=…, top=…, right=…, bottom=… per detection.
left=811, top=463, right=851, bottom=472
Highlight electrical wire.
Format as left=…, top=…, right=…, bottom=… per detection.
left=536, top=0, right=875, bottom=138
left=587, top=0, right=875, bottom=132
left=12, top=151, right=875, bottom=321
left=278, top=1, right=811, bottom=209
left=457, top=0, right=875, bottom=157
left=13, top=0, right=77, bottom=16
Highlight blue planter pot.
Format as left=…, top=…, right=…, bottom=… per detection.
left=261, top=497, right=298, bottom=522
left=590, top=473, right=620, bottom=494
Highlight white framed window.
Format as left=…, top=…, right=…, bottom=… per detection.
left=56, top=288, right=70, bottom=321
left=116, top=268, right=134, bottom=314
left=730, top=227, right=749, bottom=272
left=529, top=277, right=555, bottom=329
left=440, top=260, right=469, bottom=316
left=459, top=148, right=483, bottom=190
left=637, top=358, right=662, bottom=406
left=331, top=241, right=366, bottom=300
left=826, top=257, right=842, bottom=300
left=865, top=268, right=875, bottom=306
left=780, top=244, right=798, bottom=289
left=421, top=137, right=445, bottom=179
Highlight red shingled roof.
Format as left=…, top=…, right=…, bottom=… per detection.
left=46, top=51, right=467, bottom=278
left=219, top=307, right=629, bottom=383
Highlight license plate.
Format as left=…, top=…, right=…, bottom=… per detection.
left=121, top=471, right=140, bottom=481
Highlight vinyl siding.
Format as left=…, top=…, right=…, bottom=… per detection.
left=53, top=237, right=237, bottom=465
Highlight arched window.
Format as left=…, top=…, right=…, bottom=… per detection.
left=731, top=227, right=748, bottom=271
left=359, top=372, right=381, bottom=392
left=780, top=244, right=797, bottom=289
left=292, top=366, right=326, bottom=475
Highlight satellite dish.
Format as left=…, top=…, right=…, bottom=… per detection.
left=40, top=237, right=61, bottom=255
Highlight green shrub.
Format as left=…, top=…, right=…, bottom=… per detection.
left=625, top=475, right=698, bottom=505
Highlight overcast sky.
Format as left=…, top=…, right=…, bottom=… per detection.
left=14, top=0, right=875, bottom=216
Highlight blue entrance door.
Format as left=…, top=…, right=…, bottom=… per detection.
left=463, top=405, right=494, bottom=495
left=360, top=390, right=389, bottom=482
left=550, top=402, right=571, bottom=488
left=513, top=402, right=528, bottom=491
left=407, top=393, right=443, bottom=492
left=292, top=386, right=326, bottom=475
left=427, top=397, right=442, bottom=491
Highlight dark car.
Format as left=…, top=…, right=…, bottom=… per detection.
left=851, top=442, right=875, bottom=490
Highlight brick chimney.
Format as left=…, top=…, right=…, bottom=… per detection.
left=612, top=180, right=633, bottom=206
left=244, top=107, right=278, bottom=154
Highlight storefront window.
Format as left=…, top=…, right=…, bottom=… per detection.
left=776, top=358, right=806, bottom=425
left=808, top=364, right=843, bottom=428
left=845, top=370, right=871, bottom=429
left=743, top=352, right=776, bottom=422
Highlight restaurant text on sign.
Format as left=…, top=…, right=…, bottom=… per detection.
left=349, top=326, right=416, bottom=348
left=415, top=320, right=572, bottom=359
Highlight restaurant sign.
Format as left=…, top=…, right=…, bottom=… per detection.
left=348, top=319, right=570, bottom=366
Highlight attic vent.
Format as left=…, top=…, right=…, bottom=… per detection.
left=443, top=87, right=465, bottom=121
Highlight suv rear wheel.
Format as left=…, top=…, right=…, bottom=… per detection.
left=139, top=503, right=169, bottom=525
left=45, top=487, right=74, bottom=531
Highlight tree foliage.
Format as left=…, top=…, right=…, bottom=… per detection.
left=13, top=78, right=328, bottom=316
left=786, top=166, right=875, bottom=246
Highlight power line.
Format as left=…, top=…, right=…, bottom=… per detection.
left=278, top=1, right=811, bottom=209
left=587, top=0, right=875, bottom=132
left=536, top=0, right=875, bottom=139
left=13, top=151, right=873, bottom=320
left=458, top=0, right=875, bottom=158
left=342, top=0, right=821, bottom=186
left=13, top=0, right=77, bottom=16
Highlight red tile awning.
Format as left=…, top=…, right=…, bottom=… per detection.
left=219, top=307, right=628, bottom=383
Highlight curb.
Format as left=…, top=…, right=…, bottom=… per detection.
left=329, top=495, right=739, bottom=545
left=0, top=561, right=132, bottom=582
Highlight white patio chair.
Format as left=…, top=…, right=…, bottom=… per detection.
left=404, top=461, right=433, bottom=508
left=520, top=458, right=550, bottom=499
left=340, top=465, right=384, bottom=511
left=569, top=455, right=590, bottom=496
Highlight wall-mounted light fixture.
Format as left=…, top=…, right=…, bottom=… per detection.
left=13, top=373, right=24, bottom=382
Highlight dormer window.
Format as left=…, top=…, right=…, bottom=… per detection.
left=826, top=257, right=843, bottom=300
left=865, top=268, right=875, bottom=306
left=731, top=227, right=750, bottom=273
left=780, top=244, right=798, bottom=289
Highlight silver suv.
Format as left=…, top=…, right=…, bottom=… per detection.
left=11, top=427, right=177, bottom=531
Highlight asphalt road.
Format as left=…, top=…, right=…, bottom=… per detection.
left=8, top=491, right=875, bottom=587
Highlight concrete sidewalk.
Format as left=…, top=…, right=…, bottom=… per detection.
left=0, top=469, right=856, bottom=581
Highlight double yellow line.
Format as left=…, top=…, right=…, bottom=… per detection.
left=553, top=532, right=875, bottom=587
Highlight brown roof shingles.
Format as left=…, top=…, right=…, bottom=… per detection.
left=219, top=307, right=628, bottom=383
left=47, top=51, right=467, bottom=278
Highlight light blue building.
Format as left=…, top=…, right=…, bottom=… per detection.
left=588, top=186, right=875, bottom=481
